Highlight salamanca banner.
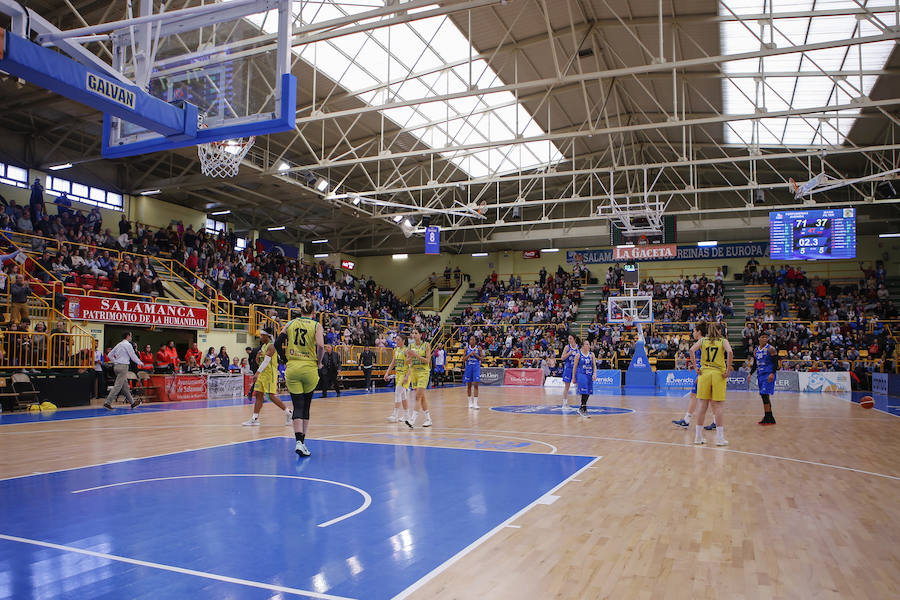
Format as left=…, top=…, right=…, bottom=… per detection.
left=567, top=242, right=768, bottom=264
left=66, top=296, right=209, bottom=329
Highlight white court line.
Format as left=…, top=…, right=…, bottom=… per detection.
left=431, top=425, right=900, bottom=483
left=504, top=525, right=521, bottom=529
left=391, top=455, right=602, bottom=600
left=317, top=431, right=558, bottom=454
left=0, top=436, right=283, bottom=483
left=72, top=474, right=371, bottom=528
left=536, top=494, right=560, bottom=505
left=0, top=533, right=353, bottom=600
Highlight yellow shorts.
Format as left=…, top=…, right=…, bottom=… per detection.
left=697, top=370, right=726, bottom=402
left=285, top=361, right=319, bottom=395
left=408, top=369, right=430, bottom=390
left=396, top=370, right=410, bottom=389
left=255, top=370, right=278, bottom=395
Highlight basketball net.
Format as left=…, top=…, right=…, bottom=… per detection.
left=624, top=313, right=645, bottom=343
left=197, top=114, right=255, bottom=178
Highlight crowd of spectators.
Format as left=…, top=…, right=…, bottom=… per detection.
left=0, top=182, right=440, bottom=352
left=737, top=259, right=897, bottom=371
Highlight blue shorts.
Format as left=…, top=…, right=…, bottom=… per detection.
left=576, top=373, right=593, bottom=396
left=758, top=374, right=775, bottom=395
left=433, top=365, right=445, bottom=374
left=562, top=362, right=574, bottom=384
left=463, top=363, right=481, bottom=383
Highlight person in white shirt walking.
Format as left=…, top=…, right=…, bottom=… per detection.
left=103, top=331, right=146, bottom=410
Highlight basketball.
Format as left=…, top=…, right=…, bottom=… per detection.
left=860, top=396, right=874, bottom=409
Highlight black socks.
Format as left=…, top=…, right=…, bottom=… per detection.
left=581, top=394, right=588, bottom=408
left=295, top=432, right=305, bottom=442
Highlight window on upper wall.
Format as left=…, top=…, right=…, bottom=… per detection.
left=0, top=162, right=28, bottom=188
left=234, top=237, right=247, bottom=252
left=44, top=175, right=124, bottom=211
left=206, top=218, right=226, bottom=234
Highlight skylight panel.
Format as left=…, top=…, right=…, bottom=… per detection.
left=250, top=1, right=563, bottom=177
left=720, top=1, right=896, bottom=146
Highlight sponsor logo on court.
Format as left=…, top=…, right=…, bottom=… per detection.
left=491, top=405, right=634, bottom=416
left=86, top=73, right=135, bottom=109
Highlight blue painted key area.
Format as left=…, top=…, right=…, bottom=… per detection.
left=0, top=438, right=593, bottom=599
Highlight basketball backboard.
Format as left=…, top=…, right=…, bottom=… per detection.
left=607, top=294, right=654, bottom=324
left=0, top=0, right=296, bottom=159
left=102, top=0, right=296, bottom=158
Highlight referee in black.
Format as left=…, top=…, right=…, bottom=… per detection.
left=360, top=346, right=376, bottom=392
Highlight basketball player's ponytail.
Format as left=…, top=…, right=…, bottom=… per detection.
left=707, top=322, right=723, bottom=340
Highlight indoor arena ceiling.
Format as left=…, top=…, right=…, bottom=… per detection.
left=0, top=0, right=898, bottom=255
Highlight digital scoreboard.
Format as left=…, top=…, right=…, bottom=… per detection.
left=769, top=208, right=856, bottom=260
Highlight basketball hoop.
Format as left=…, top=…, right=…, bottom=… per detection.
left=197, top=115, right=254, bottom=178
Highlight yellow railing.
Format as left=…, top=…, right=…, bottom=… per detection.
left=0, top=331, right=96, bottom=369
left=332, top=345, right=395, bottom=368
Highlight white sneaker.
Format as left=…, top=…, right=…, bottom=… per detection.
left=716, top=439, right=729, bottom=446
left=242, top=418, right=260, bottom=427
left=694, top=438, right=706, bottom=445
left=387, top=415, right=398, bottom=422
left=472, top=401, right=479, bottom=409
left=295, top=441, right=310, bottom=456
left=423, top=417, right=432, bottom=427
left=284, top=409, right=293, bottom=425
left=467, top=398, right=473, bottom=408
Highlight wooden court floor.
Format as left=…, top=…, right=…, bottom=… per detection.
left=1, top=386, right=898, bottom=599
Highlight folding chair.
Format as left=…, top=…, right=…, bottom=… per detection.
left=0, top=376, right=20, bottom=411
left=124, top=371, right=142, bottom=404
left=136, top=371, right=160, bottom=402
left=11, top=373, right=41, bottom=410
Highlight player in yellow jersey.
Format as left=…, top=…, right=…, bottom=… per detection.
left=274, top=298, right=324, bottom=457
left=689, top=322, right=733, bottom=446
left=383, top=333, right=410, bottom=423
left=242, top=330, right=292, bottom=427
left=404, top=328, right=432, bottom=427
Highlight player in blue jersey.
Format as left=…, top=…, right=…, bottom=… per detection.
left=463, top=335, right=483, bottom=409
left=560, top=334, right=579, bottom=406
left=672, top=322, right=717, bottom=430
left=752, top=330, right=778, bottom=425
left=572, top=339, right=596, bottom=418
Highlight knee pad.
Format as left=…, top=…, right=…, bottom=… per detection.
left=291, top=392, right=313, bottom=420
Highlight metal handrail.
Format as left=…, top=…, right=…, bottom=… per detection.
left=0, top=331, right=95, bottom=369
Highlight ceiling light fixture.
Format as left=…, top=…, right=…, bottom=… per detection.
left=267, top=226, right=286, bottom=231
